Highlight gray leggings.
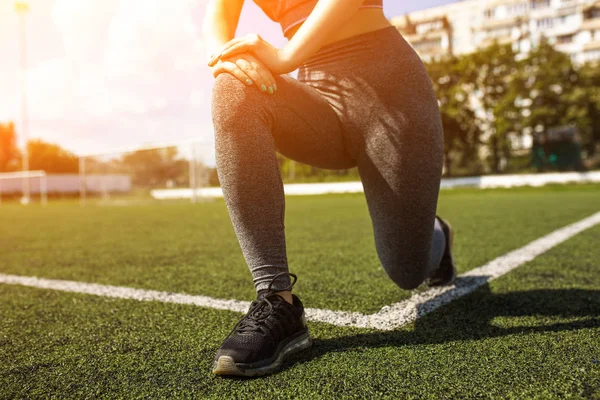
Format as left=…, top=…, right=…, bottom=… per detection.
left=211, top=26, right=446, bottom=293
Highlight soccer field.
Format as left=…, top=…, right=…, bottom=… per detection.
left=1, top=184, right=600, bottom=398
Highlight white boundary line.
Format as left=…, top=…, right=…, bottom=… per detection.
left=1, top=211, right=599, bottom=331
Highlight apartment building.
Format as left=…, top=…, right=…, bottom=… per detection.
left=391, top=0, right=600, bottom=63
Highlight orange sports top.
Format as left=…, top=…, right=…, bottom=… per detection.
left=253, top=0, right=384, bottom=37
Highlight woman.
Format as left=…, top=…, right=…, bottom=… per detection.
left=203, top=0, right=456, bottom=377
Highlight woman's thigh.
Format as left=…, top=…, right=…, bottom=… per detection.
left=213, top=73, right=355, bottom=169
left=267, top=74, right=356, bottom=169
left=350, top=37, right=444, bottom=289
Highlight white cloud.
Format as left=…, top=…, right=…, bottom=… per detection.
left=2, top=0, right=285, bottom=155
left=52, top=0, right=119, bottom=67
left=104, top=0, right=205, bottom=79
left=25, top=0, right=212, bottom=155
left=27, top=58, right=73, bottom=120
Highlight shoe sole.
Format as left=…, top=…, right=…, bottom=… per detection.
left=212, top=331, right=312, bottom=377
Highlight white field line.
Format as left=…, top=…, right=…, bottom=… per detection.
left=1, top=211, right=599, bottom=331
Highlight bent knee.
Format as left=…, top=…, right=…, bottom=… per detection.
left=389, top=272, right=426, bottom=290
left=212, top=73, right=265, bottom=107
left=381, top=259, right=429, bottom=290
left=213, top=73, right=243, bottom=95
left=212, top=73, right=270, bottom=126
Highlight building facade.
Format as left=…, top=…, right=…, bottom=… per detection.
left=391, top=0, right=600, bottom=63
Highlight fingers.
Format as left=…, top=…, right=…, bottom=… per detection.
left=208, top=34, right=261, bottom=66
left=212, top=61, right=254, bottom=87
left=235, top=58, right=276, bottom=94
left=212, top=59, right=277, bottom=95
left=253, top=60, right=277, bottom=94
left=214, top=42, right=252, bottom=64
left=208, top=37, right=245, bottom=65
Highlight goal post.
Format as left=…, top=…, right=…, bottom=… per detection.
left=0, top=170, right=47, bottom=206
left=77, top=140, right=215, bottom=205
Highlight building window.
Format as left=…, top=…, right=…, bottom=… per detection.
left=415, top=20, right=444, bottom=35
left=507, top=3, right=528, bottom=16
left=484, top=9, right=496, bottom=19
left=537, top=17, right=554, bottom=28
left=487, top=27, right=512, bottom=38
left=413, top=38, right=443, bottom=52
left=531, top=0, right=550, bottom=9
left=584, top=8, right=600, bottom=20
left=557, top=34, right=574, bottom=44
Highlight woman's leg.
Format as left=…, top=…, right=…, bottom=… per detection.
left=358, top=145, right=446, bottom=289
left=351, top=33, right=446, bottom=290
left=211, top=73, right=355, bottom=294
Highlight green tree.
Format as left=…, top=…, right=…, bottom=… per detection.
left=426, top=56, right=482, bottom=176
left=518, top=39, right=581, bottom=140
left=466, top=42, right=519, bottom=173
left=28, top=139, right=79, bottom=173
left=0, top=122, right=21, bottom=172
left=120, top=147, right=188, bottom=187
left=573, top=62, right=600, bottom=156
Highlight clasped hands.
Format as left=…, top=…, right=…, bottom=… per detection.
left=208, top=34, right=296, bottom=95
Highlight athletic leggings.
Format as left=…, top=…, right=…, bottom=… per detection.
left=211, top=26, right=446, bottom=293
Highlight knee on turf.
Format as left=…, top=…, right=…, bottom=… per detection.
left=382, top=261, right=428, bottom=291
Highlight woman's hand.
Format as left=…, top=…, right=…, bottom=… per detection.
left=208, top=34, right=296, bottom=76
left=211, top=53, right=278, bottom=94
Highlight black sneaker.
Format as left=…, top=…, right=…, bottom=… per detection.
left=212, top=273, right=312, bottom=377
left=426, top=216, right=457, bottom=287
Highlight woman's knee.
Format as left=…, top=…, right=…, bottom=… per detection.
left=379, top=253, right=429, bottom=290
left=386, top=268, right=427, bottom=290
left=212, top=73, right=269, bottom=119
left=212, top=73, right=269, bottom=134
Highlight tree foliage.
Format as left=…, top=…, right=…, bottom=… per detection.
left=574, top=62, right=600, bottom=156
left=423, top=40, right=599, bottom=175
left=464, top=43, right=520, bottom=173
left=426, top=56, right=482, bottom=176
left=119, top=148, right=189, bottom=187
left=27, top=139, right=79, bottom=173
left=0, top=122, right=21, bottom=172
left=518, top=39, right=580, bottom=135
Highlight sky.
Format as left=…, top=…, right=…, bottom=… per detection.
left=0, top=0, right=459, bottom=156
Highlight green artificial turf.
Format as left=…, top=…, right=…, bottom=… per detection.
left=1, top=222, right=599, bottom=398
left=1, top=184, right=599, bottom=314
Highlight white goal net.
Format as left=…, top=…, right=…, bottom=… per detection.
left=78, top=140, right=216, bottom=205
left=0, top=170, right=48, bottom=206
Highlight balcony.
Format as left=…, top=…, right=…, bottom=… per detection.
left=480, top=35, right=514, bottom=47
left=583, top=40, right=600, bottom=51
left=404, top=29, right=448, bottom=44
left=539, top=21, right=581, bottom=37
left=478, top=15, right=524, bottom=30
left=555, top=41, right=580, bottom=54
left=581, top=17, right=600, bottom=31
